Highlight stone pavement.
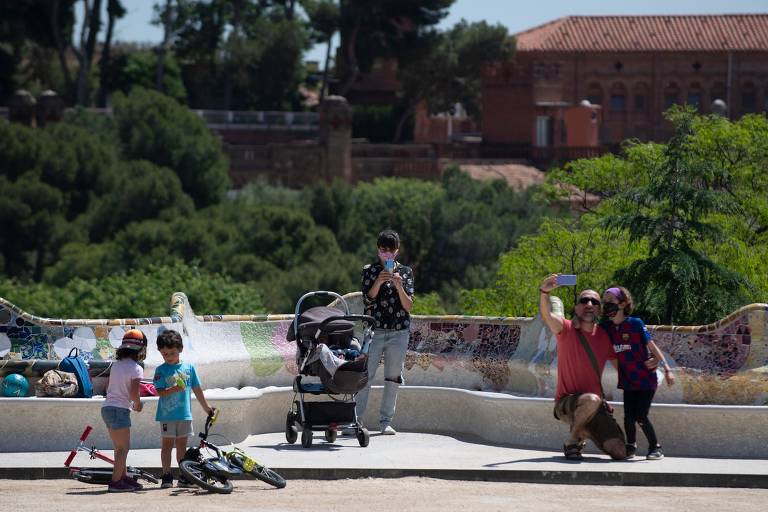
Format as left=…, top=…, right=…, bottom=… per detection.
left=1, top=432, right=766, bottom=488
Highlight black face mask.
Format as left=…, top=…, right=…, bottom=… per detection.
left=602, top=302, right=620, bottom=318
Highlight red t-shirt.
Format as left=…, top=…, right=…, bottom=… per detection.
left=555, top=319, right=616, bottom=400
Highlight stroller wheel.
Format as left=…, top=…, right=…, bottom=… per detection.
left=356, top=427, right=370, bottom=447
left=324, top=428, right=337, bottom=443
left=285, top=413, right=298, bottom=444
left=301, top=426, right=313, bottom=448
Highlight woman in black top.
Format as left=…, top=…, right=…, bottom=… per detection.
left=355, top=229, right=414, bottom=435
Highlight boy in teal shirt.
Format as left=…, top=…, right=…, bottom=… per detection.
left=153, top=329, right=214, bottom=488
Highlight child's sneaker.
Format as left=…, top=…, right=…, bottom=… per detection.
left=107, top=479, right=135, bottom=493
left=121, top=476, right=143, bottom=491
left=161, top=473, right=173, bottom=489
left=177, top=475, right=195, bottom=488
left=647, top=446, right=664, bottom=460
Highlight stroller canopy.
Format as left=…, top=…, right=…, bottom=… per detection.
left=286, top=306, right=355, bottom=342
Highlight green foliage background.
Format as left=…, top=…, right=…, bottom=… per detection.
left=1, top=91, right=767, bottom=324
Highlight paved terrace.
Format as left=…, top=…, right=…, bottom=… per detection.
left=1, top=431, right=766, bottom=489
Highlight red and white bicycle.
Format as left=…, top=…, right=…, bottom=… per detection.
left=64, top=425, right=159, bottom=485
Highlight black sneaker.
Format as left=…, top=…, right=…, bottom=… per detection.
left=625, top=444, right=637, bottom=459
left=647, top=446, right=664, bottom=460
left=177, top=475, right=195, bottom=488
left=161, top=473, right=173, bottom=489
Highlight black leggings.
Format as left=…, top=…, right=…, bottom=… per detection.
left=623, top=389, right=659, bottom=448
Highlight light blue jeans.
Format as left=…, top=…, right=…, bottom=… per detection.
left=355, top=328, right=410, bottom=427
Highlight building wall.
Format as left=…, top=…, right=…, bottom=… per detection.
left=482, top=51, right=768, bottom=146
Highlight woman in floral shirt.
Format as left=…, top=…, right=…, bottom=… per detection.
left=355, top=229, right=414, bottom=435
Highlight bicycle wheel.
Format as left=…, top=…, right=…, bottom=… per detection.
left=229, top=453, right=287, bottom=489
left=179, top=459, right=234, bottom=494
left=72, top=468, right=113, bottom=485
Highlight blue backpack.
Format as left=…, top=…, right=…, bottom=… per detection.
left=59, top=348, right=93, bottom=398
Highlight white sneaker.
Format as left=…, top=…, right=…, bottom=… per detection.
left=380, top=424, right=397, bottom=435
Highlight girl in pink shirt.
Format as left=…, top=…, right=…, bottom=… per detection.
left=100, top=329, right=147, bottom=492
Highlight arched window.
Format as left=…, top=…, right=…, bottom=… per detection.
left=764, top=85, right=768, bottom=112
left=687, top=82, right=703, bottom=112
left=663, top=81, right=680, bottom=111
left=742, top=82, right=757, bottom=113
left=633, top=82, right=649, bottom=113
left=609, top=82, right=627, bottom=112
left=710, top=81, right=726, bottom=104
left=586, top=83, right=603, bottom=106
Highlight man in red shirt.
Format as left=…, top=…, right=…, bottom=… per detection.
left=539, top=274, right=626, bottom=461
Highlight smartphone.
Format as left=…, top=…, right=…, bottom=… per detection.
left=384, top=259, right=395, bottom=273
left=556, top=274, right=577, bottom=286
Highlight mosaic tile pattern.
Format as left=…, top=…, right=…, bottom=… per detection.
left=1, top=293, right=766, bottom=404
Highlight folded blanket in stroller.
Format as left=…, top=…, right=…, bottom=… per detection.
left=315, top=344, right=348, bottom=377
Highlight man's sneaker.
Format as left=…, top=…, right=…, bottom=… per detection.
left=625, top=444, right=637, bottom=459
left=121, top=476, right=143, bottom=490
left=647, top=447, right=664, bottom=460
left=160, top=473, right=173, bottom=489
left=177, top=475, right=195, bottom=488
left=107, top=479, right=135, bottom=493
left=380, top=424, right=397, bottom=435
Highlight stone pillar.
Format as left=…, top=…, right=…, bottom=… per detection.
left=318, top=95, right=352, bottom=182
left=8, top=90, right=36, bottom=127
left=36, top=90, right=65, bottom=127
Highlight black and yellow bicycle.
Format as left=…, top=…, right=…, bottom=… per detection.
left=179, top=409, right=287, bottom=494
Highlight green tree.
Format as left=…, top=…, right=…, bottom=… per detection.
left=304, top=0, right=340, bottom=100
left=461, top=218, right=645, bottom=317
left=112, top=88, right=229, bottom=207
left=337, top=177, right=445, bottom=275
left=336, top=0, right=453, bottom=96
left=107, top=51, right=187, bottom=103
left=604, top=108, right=749, bottom=324
left=1, top=262, right=265, bottom=319
left=86, top=160, right=194, bottom=241
left=394, top=19, right=515, bottom=142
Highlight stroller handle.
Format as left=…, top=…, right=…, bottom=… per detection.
left=315, top=314, right=375, bottom=336
left=293, top=291, right=350, bottom=341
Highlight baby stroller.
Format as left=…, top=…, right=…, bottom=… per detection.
left=285, top=291, right=375, bottom=448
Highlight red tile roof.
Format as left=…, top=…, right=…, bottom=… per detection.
left=515, top=15, right=768, bottom=52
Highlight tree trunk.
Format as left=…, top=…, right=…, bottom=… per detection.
left=155, top=0, right=172, bottom=92
left=392, top=102, right=416, bottom=143
left=320, top=36, right=333, bottom=101
left=97, top=0, right=121, bottom=107
left=338, top=22, right=359, bottom=97
left=50, top=0, right=73, bottom=101
left=75, top=0, right=103, bottom=106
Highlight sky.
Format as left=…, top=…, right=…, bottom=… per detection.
left=82, top=0, right=768, bottom=65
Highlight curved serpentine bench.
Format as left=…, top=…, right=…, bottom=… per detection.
left=1, top=292, right=766, bottom=456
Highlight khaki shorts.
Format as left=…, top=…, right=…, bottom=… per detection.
left=160, top=420, right=194, bottom=439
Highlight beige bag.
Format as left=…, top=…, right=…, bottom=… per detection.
left=35, top=369, right=79, bottom=397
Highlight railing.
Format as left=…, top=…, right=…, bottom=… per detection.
left=197, top=110, right=319, bottom=130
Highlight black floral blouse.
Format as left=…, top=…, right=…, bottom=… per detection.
left=361, top=261, right=415, bottom=330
